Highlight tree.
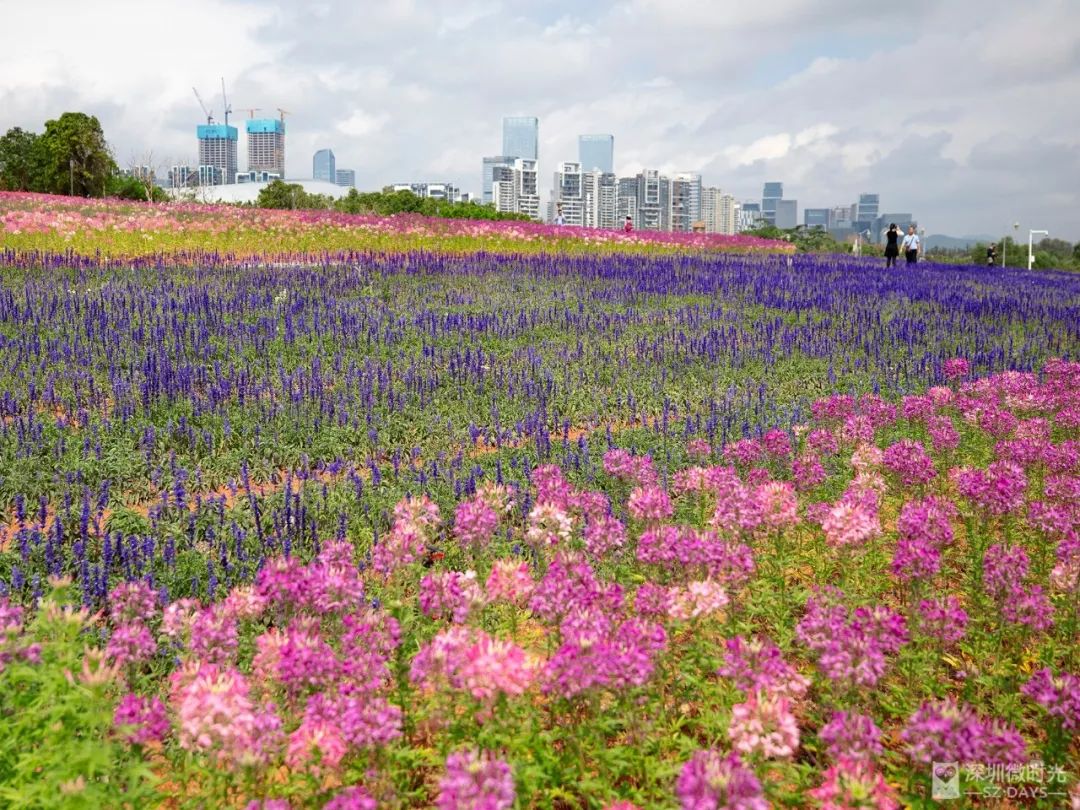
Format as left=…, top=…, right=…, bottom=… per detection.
left=34, top=112, right=116, bottom=197
left=0, top=127, right=41, bottom=191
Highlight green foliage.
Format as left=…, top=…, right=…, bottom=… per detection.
left=0, top=581, right=157, bottom=809
left=332, top=187, right=530, bottom=221
left=966, top=236, right=1078, bottom=271
left=0, top=128, right=41, bottom=191
left=254, top=179, right=332, bottom=210
left=35, top=113, right=117, bottom=197
left=106, top=174, right=168, bottom=203
left=744, top=224, right=847, bottom=254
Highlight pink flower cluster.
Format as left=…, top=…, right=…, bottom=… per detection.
left=796, top=588, right=907, bottom=687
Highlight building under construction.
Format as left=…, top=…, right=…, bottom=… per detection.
left=246, top=118, right=285, bottom=177
left=197, top=124, right=238, bottom=185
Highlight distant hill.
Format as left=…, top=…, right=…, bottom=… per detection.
left=925, top=233, right=995, bottom=250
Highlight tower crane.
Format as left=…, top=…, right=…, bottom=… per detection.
left=277, top=108, right=291, bottom=127
left=239, top=108, right=262, bottom=119
left=192, top=87, right=214, bottom=125
left=220, top=77, right=233, bottom=127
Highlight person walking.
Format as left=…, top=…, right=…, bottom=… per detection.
left=884, top=223, right=902, bottom=268
left=986, top=243, right=997, bottom=266
left=901, top=225, right=920, bottom=265
left=623, top=215, right=634, bottom=234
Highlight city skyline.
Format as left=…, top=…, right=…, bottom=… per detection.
left=1, top=1, right=1078, bottom=238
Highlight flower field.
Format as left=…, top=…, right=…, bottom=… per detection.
left=0, top=196, right=1079, bottom=808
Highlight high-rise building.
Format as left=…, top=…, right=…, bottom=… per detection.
left=197, top=124, right=238, bottom=185
left=481, top=155, right=514, bottom=205
left=578, top=134, right=614, bottom=173
left=669, top=172, right=702, bottom=232
left=246, top=119, right=285, bottom=176
left=492, top=158, right=540, bottom=219
left=335, top=169, right=355, bottom=187
left=636, top=169, right=669, bottom=231
left=313, top=149, right=336, bottom=183
left=776, top=199, right=798, bottom=230
left=502, top=117, right=539, bottom=161
left=804, top=208, right=830, bottom=230
left=828, top=205, right=855, bottom=239
left=582, top=170, right=617, bottom=229
left=552, top=162, right=585, bottom=226
left=616, top=177, right=638, bottom=227
left=739, top=202, right=762, bottom=231
left=762, top=181, right=783, bottom=225
left=701, top=187, right=737, bottom=235
left=717, top=193, right=737, bottom=236
left=390, top=182, right=463, bottom=203
left=857, top=193, right=880, bottom=224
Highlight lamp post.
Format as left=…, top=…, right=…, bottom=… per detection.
left=1005, top=221, right=1018, bottom=268
left=1028, top=229, right=1048, bottom=270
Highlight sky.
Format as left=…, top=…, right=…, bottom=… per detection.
left=2, top=0, right=1079, bottom=238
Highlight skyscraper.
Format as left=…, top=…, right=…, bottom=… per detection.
left=335, top=169, right=355, bottom=187
left=197, top=124, right=238, bottom=185
left=492, top=158, right=540, bottom=219
left=246, top=118, right=285, bottom=176
left=313, top=149, right=336, bottom=183
left=762, top=182, right=784, bottom=225
left=804, top=208, right=830, bottom=230
left=776, top=199, right=798, bottom=230
left=552, top=162, right=584, bottom=226
left=578, top=134, right=614, bottom=173
left=502, top=117, right=539, bottom=161
left=856, top=193, right=880, bottom=224
left=481, top=156, right=514, bottom=205
left=582, top=171, right=617, bottom=229
left=672, top=172, right=702, bottom=231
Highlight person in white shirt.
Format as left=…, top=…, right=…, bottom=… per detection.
left=901, top=226, right=920, bottom=264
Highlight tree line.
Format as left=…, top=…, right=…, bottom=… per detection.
left=0, top=113, right=163, bottom=201
left=252, top=180, right=530, bottom=221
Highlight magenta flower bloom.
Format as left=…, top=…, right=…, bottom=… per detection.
left=982, top=543, right=1029, bottom=600
left=793, top=453, right=827, bottom=491
left=628, top=485, right=673, bottom=523
left=717, top=635, right=809, bottom=698
left=819, top=711, right=884, bottom=762
left=807, top=428, right=840, bottom=456
left=927, top=415, right=960, bottom=453
left=952, top=461, right=1027, bottom=516
left=436, top=749, right=515, bottom=810
left=943, top=357, right=970, bottom=381
left=762, top=428, right=792, bottom=459
left=323, top=786, right=377, bottom=810
left=902, top=699, right=1026, bottom=765
left=915, top=597, right=968, bottom=645
left=108, top=581, right=158, bottom=624
left=583, top=514, right=627, bottom=559
left=882, top=439, right=937, bottom=487
left=821, top=497, right=881, bottom=548
left=189, top=605, right=239, bottom=664
left=1021, top=668, right=1080, bottom=731
left=419, top=570, right=485, bottom=623
left=724, top=438, right=765, bottom=467
left=105, top=621, right=157, bottom=668
left=114, top=693, right=170, bottom=745
left=675, top=750, right=767, bottom=810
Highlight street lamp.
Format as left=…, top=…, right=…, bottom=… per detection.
left=1028, top=229, right=1048, bottom=270
left=1005, top=221, right=1019, bottom=268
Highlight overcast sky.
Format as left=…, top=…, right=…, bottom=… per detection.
left=2, top=0, right=1079, bottom=238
